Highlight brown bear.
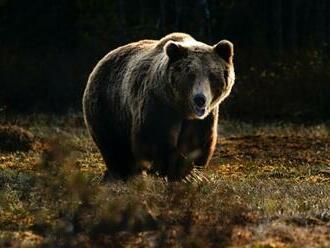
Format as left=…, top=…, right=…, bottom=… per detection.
left=83, top=32, right=235, bottom=180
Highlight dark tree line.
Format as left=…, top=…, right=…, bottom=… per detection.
left=0, top=0, right=329, bottom=120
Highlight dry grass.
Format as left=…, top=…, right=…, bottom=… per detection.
left=0, top=115, right=329, bottom=247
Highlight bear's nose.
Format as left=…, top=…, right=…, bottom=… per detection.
left=193, top=94, right=206, bottom=108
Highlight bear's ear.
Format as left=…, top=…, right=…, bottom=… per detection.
left=213, top=40, right=234, bottom=64
left=164, top=41, right=187, bottom=61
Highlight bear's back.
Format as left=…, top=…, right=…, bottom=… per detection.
left=94, top=33, right=193, bottom=79
left=156, top=33, right=193, bottom=48
left=85, top=32, right=196, bottom=109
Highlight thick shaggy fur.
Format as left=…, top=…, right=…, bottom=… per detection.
left=83, top=33, right=235, bottom=180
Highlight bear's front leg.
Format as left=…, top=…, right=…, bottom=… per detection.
left=177, top=106, right=219, bottom=168
left=132, top=131, right=189, bottom=180
left=131, top=100, right=186, bottom=180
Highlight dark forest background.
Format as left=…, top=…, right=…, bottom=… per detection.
left=0, top=0, right=329, bottom=121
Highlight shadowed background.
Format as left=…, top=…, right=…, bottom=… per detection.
left=1, top=0, right=329, bottom=121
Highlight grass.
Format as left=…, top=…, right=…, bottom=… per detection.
left=0, top=114, right=329, bottom=247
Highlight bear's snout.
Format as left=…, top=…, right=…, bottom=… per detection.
left=192, top=93, right=207, bottom=117
left=193, top=94, right=206, bottom=108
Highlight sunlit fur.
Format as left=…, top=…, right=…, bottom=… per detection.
left=83, top=32, right=235, bottom=180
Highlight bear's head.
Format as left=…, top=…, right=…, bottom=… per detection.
left=164, top=39, right=235, bottom=119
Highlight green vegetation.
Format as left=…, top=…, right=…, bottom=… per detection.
left=0, top=115, right=329, bottom=247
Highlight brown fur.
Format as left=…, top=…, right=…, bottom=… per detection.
left=83, top=32, right=235, bottom=180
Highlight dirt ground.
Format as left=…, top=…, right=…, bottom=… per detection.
left=0, top=116, right=329, bottom=247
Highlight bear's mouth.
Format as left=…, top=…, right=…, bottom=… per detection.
left=193, top=106, right=206, bottom=117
